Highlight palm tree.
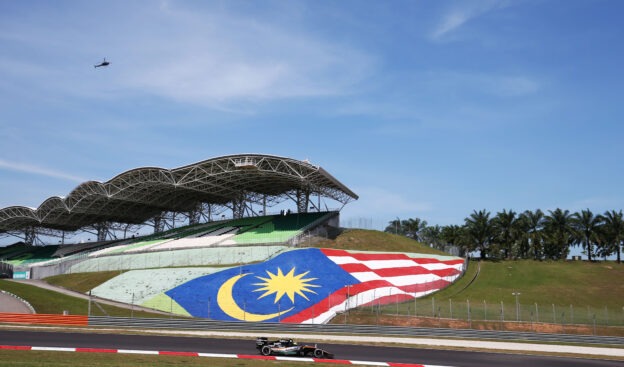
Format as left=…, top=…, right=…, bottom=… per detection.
left=441, top=224, right=468, bottom=257
left=420, top=225, right=442, bottom=249
left=464, top=209, right=493, bottom=260
left=492, top=209, right=518, bottom=259
left=543, top=208, right=574, bottom=260
left=403, top=218, right=428, bottom=241
left=520, top=209, right=545, bottom=260
left=601, top=210, right=624, bottom=263
left=571, top=209, right=603, bottom=261
left=384, top=218, right=404, bottom=235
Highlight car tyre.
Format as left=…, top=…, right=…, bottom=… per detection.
left=261, top=346, right=272, bottom=356
left=313, top=349, right=324, bottom=358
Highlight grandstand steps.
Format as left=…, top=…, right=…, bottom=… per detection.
left=16, top=212, right=338, bottom=278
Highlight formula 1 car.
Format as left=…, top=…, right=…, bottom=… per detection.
left=255, top=337, right=334, bottom=359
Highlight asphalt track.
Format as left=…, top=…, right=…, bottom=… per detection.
left=0, top=330, right=621, bottom=367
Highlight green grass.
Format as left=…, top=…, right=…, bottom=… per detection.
left=0, top=351, right=312, bottom=367
left=5, top=230, right=623, bottom=331
left=0, top=280, right=165, bottom=318
left=43, top=271, right=123, bottom=293
left=308, top=228, right=448, bottom=255
left=429, top=260, right=624, bottom=306
left=370, top=260, right=624, bottom=326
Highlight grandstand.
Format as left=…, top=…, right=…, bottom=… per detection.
left=4, top=211, right=338, bottom=279
left=0, top=154, right=358, bottom=246
left=0, top=154, right=357, bottom=278
left=0, top=155, right=469, bottom=325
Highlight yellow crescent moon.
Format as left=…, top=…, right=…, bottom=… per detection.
left=217, top=273, right=293, bottom=322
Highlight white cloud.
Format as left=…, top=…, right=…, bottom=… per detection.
left=0, top=2, right=375, bottom=110
left=430, top=0, right=509, bottom=41
left=0, top=159, right=85, bottom=183
left=118, top=13, right=374, bottom=107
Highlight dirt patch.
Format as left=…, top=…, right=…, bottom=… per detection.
left=338, top=312, right=624, bottom=337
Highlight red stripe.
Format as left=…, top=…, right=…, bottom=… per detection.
left=76, top=348, right=118, bottom=353
left=341, top=263, right=461, bottom=278
left=282, top=279, right=451, bottom=323
left=340, top=263, right=372, bottom=273
left=158, top=351, right=199, bottom=356
left=321, top=248, right=464, bottom=265
left=374, top=266, right=434, bottom=277
left=431, top=268, right=462, bottom=277
left=361, top=293, right=414, bottom=307
left=350, top=279, right=451, bottom=295
left=0, top=345, right=32, bottom=350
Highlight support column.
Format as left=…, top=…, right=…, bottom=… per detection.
left=153, top=213, right=165, bottom=234
left=96, top=222, right=109, bottom=242
left=24, top=227, right=36, bottom=246
left=232, top=196, right=245, bottom=219
left=296, top=189, right=310, bottom=213
left=188, top=203, right=201, bottom=225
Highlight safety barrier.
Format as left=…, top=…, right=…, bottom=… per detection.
left=0, top=312, right=88, bottom=326
left=87, top=316, right=624, bottom=346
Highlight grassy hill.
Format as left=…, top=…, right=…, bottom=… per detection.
left=362, top=259, right=624, bottom=329
left=306, top=228, right=447, bottom=255
left=429, top=260, right=624, bottom=307
left=5, top=229, right=623, bottom=335
left=0, top=279, right=165, bottom=317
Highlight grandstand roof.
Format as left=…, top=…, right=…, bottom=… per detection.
left=0, top=154, right=358, bottom=233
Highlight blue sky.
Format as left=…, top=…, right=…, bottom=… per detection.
left=1, top=0, right=624, bottom=238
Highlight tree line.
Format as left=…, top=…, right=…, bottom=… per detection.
left=384, top=209, right=623, bottom=262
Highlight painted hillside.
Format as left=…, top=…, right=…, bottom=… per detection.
left=90, top=247, right=464, bottom=324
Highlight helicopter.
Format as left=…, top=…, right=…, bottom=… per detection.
left=94, top=58, right=110, bottom=68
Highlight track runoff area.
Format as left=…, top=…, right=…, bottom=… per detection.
left=0, top=344, right=446, bottom=367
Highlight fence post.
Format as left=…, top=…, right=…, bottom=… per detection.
left=450, top=299, right=453, bottom=319
left=552, top=304, right=556, bottom=324
left=396, top=294, right=398, bottom=315
left=535, top=302, right=539, bottom=323
left=371, top=289, right=375, bottom=313
left=467, top=299, right=471, bottom=328
left=414, top=296, right=417, bottom=317
left=484, top=300, right=487, bottom=321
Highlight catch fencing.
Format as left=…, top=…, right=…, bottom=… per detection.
left=87, top=315, right=624, bottom=346
left=355, top=296, right=624, bottom=330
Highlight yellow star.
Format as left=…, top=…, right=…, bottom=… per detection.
left=253, top=267, right=320, bottom=304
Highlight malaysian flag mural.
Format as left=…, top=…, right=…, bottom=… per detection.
left=165, top=248, right=465, bottom=324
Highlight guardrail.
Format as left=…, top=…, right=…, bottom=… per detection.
left=88, top=316, right=624, bottom=346
left=0, top=312, right=88, bottom=326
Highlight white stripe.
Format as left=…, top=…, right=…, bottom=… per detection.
left=350, top=271, right=441, bottom=285
left=118, top=349, right=158, bottom=355
left=31, top=347, right=75, bottom=352
left=361, top=259, right=419, bottom=269
left=418, top=263, right=463, bottom=271
left=275, top=356, right=315, bottom=362
left=328, top=256, right=460, bottom=272
left=198, top=352, right=238, bottom=358
left=349, top=361, right=389, bottom=366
